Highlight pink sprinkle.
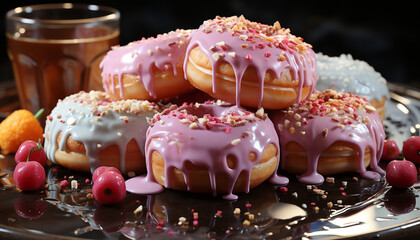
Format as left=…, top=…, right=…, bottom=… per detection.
left=85, top=179, right=90, bottom=183
left=245, top=54, right=253, bottom=61
left=225, top=126, right=231, bottom=134
left=257, top=43, right=265, bottom=49
left=156, top=226, right=162, bottom=231
left=193, top=220, right=199, bottom=226
left=60, top=180, right=68, bottom=188
left=193, top=215, right=199, bottom=220
left=339, top=187, right=344, bottom=191
left=168, top=231, right=174, bottom=236
left=220, top=45, right=227, bottom=51
left=191, top=209, right=195, bottom=213
left=279, top=186, right=288, bottom=192
left=342, top=192, right=347, bottom=196
left=264, top=52, right=272, bottom=57
left=226, top=230, right=231, bottom=234
left=52, top=169, right=58, bottom=174
left=245, top=203, right=252, bottom=208
left=158, top=221, right=164, bottom=226
left=310, top=202, right=316, bottom=206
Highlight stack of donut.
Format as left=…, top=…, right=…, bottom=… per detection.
left=44, top=15, right=387, bottom=199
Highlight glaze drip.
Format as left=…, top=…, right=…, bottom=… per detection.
left=100, top=29, right=193, bottom=99
left=44, top=91, right=159, bottom=173
left=184, top=15, right=317, bottom=108
left=271, top=89, right=385, bottom=184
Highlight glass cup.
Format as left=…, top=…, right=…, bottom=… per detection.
left=6, top=3, right=119, bottom=124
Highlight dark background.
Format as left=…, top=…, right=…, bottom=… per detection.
left=1, top=0, right=419, bottom=89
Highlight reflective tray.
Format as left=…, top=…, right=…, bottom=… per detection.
left=0, top=82, right=420, bottom=240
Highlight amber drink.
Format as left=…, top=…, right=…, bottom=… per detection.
left=6, top=4, right=119, bottom=124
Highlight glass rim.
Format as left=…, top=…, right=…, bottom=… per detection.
left=6, top=3, right=120, bottom=25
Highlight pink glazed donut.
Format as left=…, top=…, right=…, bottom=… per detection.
left=126, top=101, right=288, bottom=200
left=184, top=15, right=318, bottom=109
left=271, top=89, right=385, bottom=184
left=100, top=29, right=195, bottom=101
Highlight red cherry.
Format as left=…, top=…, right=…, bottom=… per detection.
left=13, top=161, right=46, bottom=191
left=381, top=139, right=400, bottom=161
left=92, top=166, right=121, bottom=183
left=15, top=140, right=46, bottom=166
left=402, top=136, right=420, bottom=164
left=386, top=160, right=418, bottom=189
left=92, top=171, right=126, bottom=204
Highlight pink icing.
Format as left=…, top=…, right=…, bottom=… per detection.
left=100, top=29, right=193, bottom=99
left=270, top=90, right=385, bottom=184
left=184, top=16, right=317, bottom=108
left=125, top=101, right=288, bottom=200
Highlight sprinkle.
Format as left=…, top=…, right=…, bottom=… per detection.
left=337, top=200, right=343, bottom=204
left=216, top=41, right=226, bottom=47
left=248, top=214, right=255, bottom=221
left=264, top=52, right=272, bottom=57
left=327, top=202, right=333, bottom=208
left=245, top=54, right=252, bottom=61
left=193, top=220, right=199, bottom=226
left=134, top=205, right=143, bottom=214
left=233, top=208, right=241, bottom=215
left=289, top=127, right=296, bottom=135
left=292, top=192, right=298, bottom=198
left=326, top=177, right=335, bottom=183
left=147, top=49, right=153, bottom=56
left=342, top=181, right=348, bottom=187
left=228, top=52, right=236, bottom=57
left=212, top=53, right=220, bottom=61
left=71, top=180, right=78, bottom=189
left=279, top=186, right=288, bottom=193
left=215, top=210, right=223, bottom=218
left=243, top=220, right=251, bottom=227
left=255, top=108, right=264, bottom=118
left=245, top=203, right=252, bottom=208
left=321, top=128, right=328, bottom=137
left=60, top=180, right=69, bottom=188
left=231, top=138, right=241, bottom=145
left=67, top=117, right=76, bottom=125
left=365, top=105, right=376, bottom=113
left=189, top=122, right=199, bottom=129
left=225, top=126, right=232, bottom=134
left=178, top=217, right=186, bottom=224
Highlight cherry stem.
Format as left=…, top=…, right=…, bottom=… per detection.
left=26, top=139, right=43, bottom=162
left=34, top=108, right=45, bottom=120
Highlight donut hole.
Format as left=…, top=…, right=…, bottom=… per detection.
left=283, top=141, right=372, bottom=175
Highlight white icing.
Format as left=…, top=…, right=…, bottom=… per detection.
left=316, top=53, right=390, bottom=102
left=44, top=91, right=158, bottom=173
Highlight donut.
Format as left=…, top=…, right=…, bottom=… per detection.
left=184, top=15, right=318, bottom=109
left=100, top=29, right=195, bottom=101
left=270, top=89, right=385, bottom=184
left=44, top=90, right=160, bottom=174
left=126, top=101, right=288, bottom=200
left=315, top=53, right=390, bottom=120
